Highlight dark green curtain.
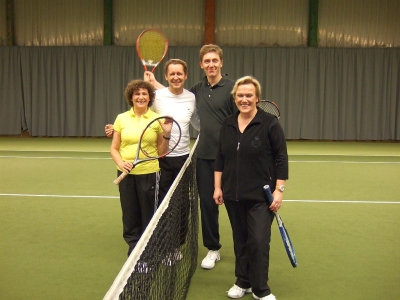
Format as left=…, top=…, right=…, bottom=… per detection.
left=0, top=46, right=399, bottom=140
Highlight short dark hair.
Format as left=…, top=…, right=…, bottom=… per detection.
left=163, top=59, right=188, bottom=75
left=124, top=80, right=156, bottom=107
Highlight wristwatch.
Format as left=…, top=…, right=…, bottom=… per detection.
left=276, top=185, right=285, bottom=192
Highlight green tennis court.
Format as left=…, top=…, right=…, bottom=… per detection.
left=0, top=137, right=399, bottom=300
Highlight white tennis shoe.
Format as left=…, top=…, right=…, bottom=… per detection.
left=200, top=250, right=220, bottom=269
left=162, top=249, right=183, bottom=266
left=134, top=261, right=151, bottom=273
left=227, top=284, right=252, bottom=298
left=253, top=293, right=277, bottom=300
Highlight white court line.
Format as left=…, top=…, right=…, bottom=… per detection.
left=0, top=193, right=118, bottom=199
left=289, top=154, right=400, bottom=157
left=284, top=199, right=400, bottom=204
left=0, top=149, right=109, bottom=153
left=1, top=156, right=399, bottom=164
left=2, top=149, right=399, bottom=156
left=0, top=155, right=110, bottom=160
left=1, top=193, right=399, bottom=204
left=289, top=160, right=400, bottom=164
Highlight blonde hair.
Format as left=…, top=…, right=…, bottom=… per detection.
left=231, top=76, right=262, bottom=99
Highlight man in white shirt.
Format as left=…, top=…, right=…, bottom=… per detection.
left=151, top=59, right=200, bottom=200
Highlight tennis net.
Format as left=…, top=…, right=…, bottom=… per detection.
left=104, top=137, right=199, bottom=300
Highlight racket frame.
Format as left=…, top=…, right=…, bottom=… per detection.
left=263, top=184, right=297, bottom=267
left=113, top=116, right=181, bottom=185
left=135, top=28, right=168, bottom=73
left=259, top=100, right=281, bottom=119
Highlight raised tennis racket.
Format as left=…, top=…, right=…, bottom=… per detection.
left=259, top=100, right=280, bottom=119
left=263, top=185, right=297, bottom=267
left=136, top=28, right=168, bottom=73
left=113, top=116, right=181, bottom=185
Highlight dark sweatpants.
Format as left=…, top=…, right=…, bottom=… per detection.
left=224, top=199, right=274, bottom=298
left=158, top=155, right=188, bottom=202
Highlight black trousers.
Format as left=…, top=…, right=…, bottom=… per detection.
left=118, top=170, right=160, bottom=256
left=158, top=155, right=188, bottom=201
left=196, top=158, right=221, bottom=250
left=224, top=199, right=274, bottom=298
left=159, top=155, right=189, bottom=247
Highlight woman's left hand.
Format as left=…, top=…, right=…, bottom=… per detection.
left=270, top=191, right=283, bottom=212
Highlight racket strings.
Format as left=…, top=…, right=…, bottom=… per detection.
left=259, top=100, right=280, bottom=119
left=163, top=122, right=181, bottom=153
left=140, top=128, right=159, bottom=158
left=140, top=117, right=181, bottom=158
left=138, top=31, right=166, bottom=65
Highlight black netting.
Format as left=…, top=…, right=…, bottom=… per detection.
left=105, top=141, right=198, bottom=300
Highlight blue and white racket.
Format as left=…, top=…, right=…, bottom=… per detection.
left=263, top=185, right=297, bottom=267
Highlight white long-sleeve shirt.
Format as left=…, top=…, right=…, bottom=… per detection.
left=152, top=87, right=200, bottom=157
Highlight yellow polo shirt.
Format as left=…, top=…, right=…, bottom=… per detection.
left=113, top=108, right=161, bottom=175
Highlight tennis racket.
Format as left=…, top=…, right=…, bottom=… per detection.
left=113, top=116, right=181, bottom=185
left=136, top=28, right=168, bottom=73
left=259, top=100, right=280, bottom=119
left=263, top=185, right=297, bottom=267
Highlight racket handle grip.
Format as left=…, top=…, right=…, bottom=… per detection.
left=263, top=185, right=274, bottom=204
left=113, top=171, right=128, bottom=185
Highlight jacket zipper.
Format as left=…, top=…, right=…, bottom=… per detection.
left=235, top=129, right=241, bottom=201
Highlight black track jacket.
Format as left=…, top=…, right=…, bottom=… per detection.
left=214, top=107, right=289, bottom=202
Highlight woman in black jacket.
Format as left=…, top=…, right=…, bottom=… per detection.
left=213, top=76, right=288, bottom=300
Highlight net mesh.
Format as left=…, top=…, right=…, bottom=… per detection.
left=104, top=138, right=199, bottom=300
left=137, top=30, right=167, bottom=66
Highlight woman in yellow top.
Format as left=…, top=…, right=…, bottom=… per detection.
left=110, top=79, right=170, bottom=256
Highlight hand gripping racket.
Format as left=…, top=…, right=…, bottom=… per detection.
left=136, top=28, right=168, bottom=73
left=259, top=100, right=280, bottom=119
left=263, top=185, right=297, bottom=267
left=113, top=116, right=181, bottom=185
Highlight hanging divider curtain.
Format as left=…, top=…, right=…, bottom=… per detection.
left=0, top=46, right=399, bottom=140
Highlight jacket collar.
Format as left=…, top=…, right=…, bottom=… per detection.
left=227, top=107, right=264, bottom=127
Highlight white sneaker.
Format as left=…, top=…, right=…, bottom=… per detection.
left=134, top=261, right=151, bottom=273
left=253, top=293, right=276, bottom=300
left=227, top=284, right=252, bottom=298
left=162, top=249, right=183, bottom=266
left=200, top=250, right=220, bottom=269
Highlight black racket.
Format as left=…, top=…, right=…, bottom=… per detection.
left=259, top=100, right=280, bottom=119
left=113, top=116, right=181, bottom=185
left=263, top=185, right=297, bottom=267
left=136, top=28, right=168, bottom=73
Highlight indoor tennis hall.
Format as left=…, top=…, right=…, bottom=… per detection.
left=1, top=1, right=400, bottom=300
